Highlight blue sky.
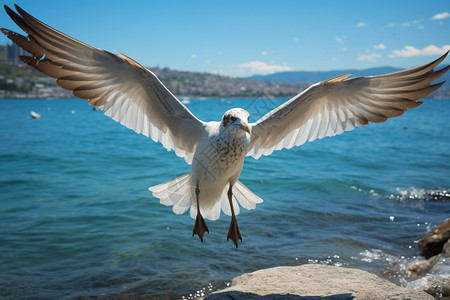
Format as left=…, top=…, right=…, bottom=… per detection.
left=1, top=0, right=449, bottom=77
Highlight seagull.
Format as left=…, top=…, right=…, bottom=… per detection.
left=2, top=5, right=449, bottom=247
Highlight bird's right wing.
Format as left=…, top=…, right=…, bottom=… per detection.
left=1, top=5, right=204, bottom=164
left=248, top=52, right=449, bottom=159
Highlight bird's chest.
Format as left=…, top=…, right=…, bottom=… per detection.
left=192, top=135, right=249, bottom=181
left=214, top=137, right=247, bottom=167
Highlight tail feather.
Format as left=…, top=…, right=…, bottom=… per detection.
left=149, top=173, right=192, bottom=215
left=149, top=175, right=264, bottom=220
left=190, top=200, right=222, bottom=221
left=149, top=173, right=190, bottom=194
left=220, top=190, right=240, bottom=216
left=233, top=180, right=264, bottom=210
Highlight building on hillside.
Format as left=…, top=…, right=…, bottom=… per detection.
left=0, top=43, right=27, bottom=63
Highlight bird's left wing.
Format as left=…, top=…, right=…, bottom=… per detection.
left=248, top=52, right=449, bottom=159
left=1, top=5, right=204, bottom=163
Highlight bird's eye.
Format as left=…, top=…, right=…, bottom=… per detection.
left=230, top=116, right=236, bottom=122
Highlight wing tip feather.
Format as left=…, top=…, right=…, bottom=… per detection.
left=3, top=4, right=12, bottom=14
left=424, top=81, right=446, bottom=97
left=324, top=73, right=353, bottom=84
left=436, top=50, right=449, bottom=65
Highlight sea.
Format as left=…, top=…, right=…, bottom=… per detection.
left=0, top=97, right=449, bottom=299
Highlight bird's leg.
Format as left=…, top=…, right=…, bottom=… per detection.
left=226, top=184, right=242, bottom=247
left=192, top=184, right=209, bottom=242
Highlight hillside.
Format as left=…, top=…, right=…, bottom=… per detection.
left=149, top=67, right=308, bottom=98
left=247, top=66, right=450, bottom=98
left=1, top=62, right=449, bottom=98
left=0, top=62, right=308, bottom=98
left=247, top=67, right=402, bottom=83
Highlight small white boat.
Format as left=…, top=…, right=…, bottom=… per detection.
left=30, top=111, right=41, bottom=119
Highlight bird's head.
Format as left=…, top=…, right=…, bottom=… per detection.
left=221, top=108, right=251, bottom=137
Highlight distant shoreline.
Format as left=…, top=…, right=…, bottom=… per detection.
left=2, top=61, right=449, bottom=99
left=1, top=95, right=449, bottom=100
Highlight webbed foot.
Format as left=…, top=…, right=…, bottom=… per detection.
left=193, top=213, right=209, bottom=242
left=227, top=215, right=242, bottom=247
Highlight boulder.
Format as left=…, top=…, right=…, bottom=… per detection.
left=418, top=219, right=450, bottom=259
left=205, top=264, right=433, bottom=300
left=406, top=274, right=450, bottom=298
left=442, top=239, right=450, bottom=257
left=406, top=256, right=438, bottom=278
left=385, top=220, right=450, bottom=299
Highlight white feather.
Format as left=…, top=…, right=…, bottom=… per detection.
left=248, top=53, right=448, bottom=159
left=4, top=5, right=448, bottom=234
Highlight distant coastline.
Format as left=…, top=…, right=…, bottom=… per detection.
left=0, top=61, right=308, bottom=99
left=1, top=60, right=449, bottom=99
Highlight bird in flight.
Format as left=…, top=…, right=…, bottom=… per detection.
left=2, top=4, right=448, bottom=247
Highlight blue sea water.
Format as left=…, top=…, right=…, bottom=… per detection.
left=0, top=97, right=449, bottom=299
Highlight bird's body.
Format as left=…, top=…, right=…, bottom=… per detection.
left=2, top=4, right=449, bottom=247
left=192, top=109, right=252, bottom=209
left=191, top=121, right=249, bottom=208
left=150, top=108, right=258, bottom=244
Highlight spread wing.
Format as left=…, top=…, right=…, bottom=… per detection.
left=248, top=52, right=449, bottom=159
left=1, top=4, right=204, bottom=164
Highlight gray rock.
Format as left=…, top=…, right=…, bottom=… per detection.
left=206, top=264, right=433, bottom=300
left=406, top=274, right=450, bottom=298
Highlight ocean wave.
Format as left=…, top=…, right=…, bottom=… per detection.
left=358, top=249, right=400, bottom=264
left=388, top=187, right=450, bottom=205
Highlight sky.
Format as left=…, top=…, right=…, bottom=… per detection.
left=1, top=0, right=449, bottom=77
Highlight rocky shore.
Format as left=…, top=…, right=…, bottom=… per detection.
left=204, top=219, right=450, bottom=300
left=403, top=219, right=450, bottom=298
left=205, top=264, right=432, bottom=300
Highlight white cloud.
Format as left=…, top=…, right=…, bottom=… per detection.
left=357, top=22, right=366, bottom=27
left=432, top=12, right=450, bottom=20
left=389, top=45, right=450, bottom=58
left=261, top=51, right=268, bottom=56
left=373, top=43, right=387, bottom=50
left=292, top=36, right=299, bottom=42
left=191, top=54, right=197, bottom=59
left=237, top=61, right=293, bottom=75
left=357, top=53, right=381, bottom=62
left=400, top=21, right=411, bottom=27
left=394, top=19, right=424, bottom=29
left=335, top=35, right=344, bottom=43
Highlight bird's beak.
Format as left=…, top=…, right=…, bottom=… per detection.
left=238, top=123, right=252, bottom=135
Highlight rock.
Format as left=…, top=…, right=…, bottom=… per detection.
left=406, top=274, right=450, bottom=298
left=404, top=255, right=450, bottom=298
left=205, top=264, right=433, bottom=300
left=406, top=256, right=438, bottom=278
left=442, top=239, right=450, bottom=257
left=418, top=219, right=450, bottom=259
left=382, top=219, right=450, bottom=299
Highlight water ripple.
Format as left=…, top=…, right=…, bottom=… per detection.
left=1, top=98, right=450, bottom=298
